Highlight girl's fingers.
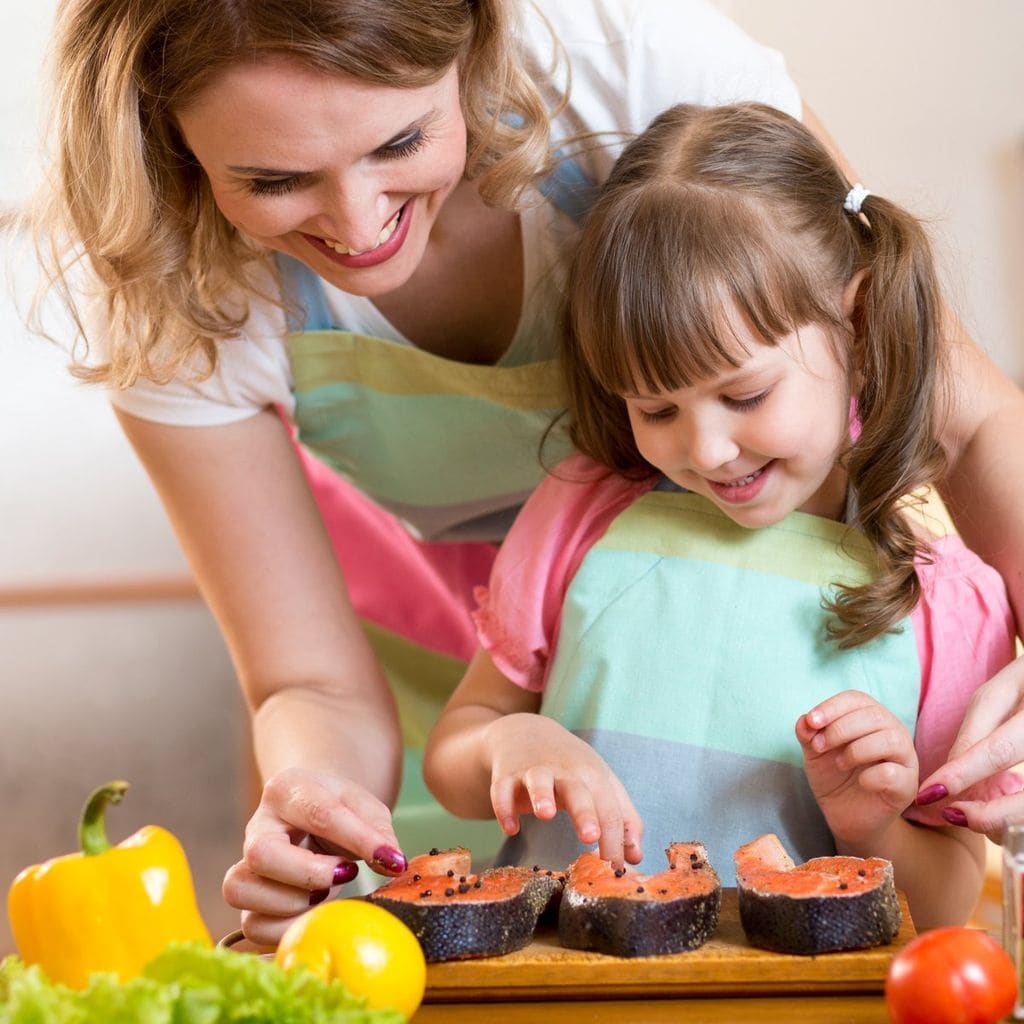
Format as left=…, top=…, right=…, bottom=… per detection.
left=854, top=761, right=915, bottom=807
left=490, top=775, right=522, bottom=835
left=806, top=703, right=896, bottom=756
left=555, top=778, right=602, bottom=847
left=832, top=728, right=914, bottom=772
left=521, top=766, right=558, bottom=820
left=802, top=690, right=872, bottom=731
left=608, top=775, right=645, bottom=864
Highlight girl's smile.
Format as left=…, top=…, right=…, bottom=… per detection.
left=623, top=319, right=853, bottom=528
left=176, top=58, right=467, bottom=297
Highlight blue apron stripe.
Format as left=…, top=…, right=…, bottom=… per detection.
left=276, top=252, right=336, bottom=331
left=537, top=154, right=598, bottom=226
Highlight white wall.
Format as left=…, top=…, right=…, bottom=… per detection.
left=724, top=0, right=1024, bottom=382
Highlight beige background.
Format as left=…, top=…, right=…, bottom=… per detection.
left=1, top=1, right=1022, bottom=956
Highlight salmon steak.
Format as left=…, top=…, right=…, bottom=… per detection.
left=734, top=833, right=902, bottom=955
left=366, top=847, right=563, bottom=961
left=558, top=842, right=721, bottom=958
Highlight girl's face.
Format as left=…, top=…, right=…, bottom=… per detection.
left=621, top=318, right=853, bottom=528
left=176, top=57, right=467, bottom=297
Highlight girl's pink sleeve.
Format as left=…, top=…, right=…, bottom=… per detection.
left=472, top=454, right=653, bottom=692
left=905, top=534, right=1021, bottom=826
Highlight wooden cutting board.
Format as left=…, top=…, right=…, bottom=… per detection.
left=423, top=887, right=913, bottom=1003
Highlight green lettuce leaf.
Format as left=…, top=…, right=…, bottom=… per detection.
left=0, top=945, right=406, bottom=1024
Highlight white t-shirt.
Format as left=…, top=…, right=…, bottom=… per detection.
left=108, top=0, right=801, bottom=426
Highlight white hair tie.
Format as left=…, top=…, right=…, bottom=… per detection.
left=844, top=183, right=871, bottom=215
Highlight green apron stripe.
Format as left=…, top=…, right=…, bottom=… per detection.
left=290, top=331, right=565, bottom=408
left=296, top=384, right=572, bottom=506
left=596, top=490, right=878, bottom=588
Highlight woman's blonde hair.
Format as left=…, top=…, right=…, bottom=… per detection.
left=564, top=102, right=947, bottom=649
left=39, top=0, right=558, bottom=387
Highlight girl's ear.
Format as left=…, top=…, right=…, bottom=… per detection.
left=841, top=269, right=868, bottom=319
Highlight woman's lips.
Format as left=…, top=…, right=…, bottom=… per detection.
left=706, top=462, right=772, bottom=504
left=302, top=199, right=413, bottom=269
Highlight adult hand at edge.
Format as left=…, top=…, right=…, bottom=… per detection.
left=915, top=655, right=1024, bottom=843
left=223, top=767, right=406, bottom=946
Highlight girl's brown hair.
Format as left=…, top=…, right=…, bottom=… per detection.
left=564, top=102, right=947, bottom=649
left=39, top=0, right=559, bottom=388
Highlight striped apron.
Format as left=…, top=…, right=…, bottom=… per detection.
left=497, top=488, right=920, bottom=881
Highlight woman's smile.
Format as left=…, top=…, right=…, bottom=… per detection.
left=302, top=200, right=414, bottom=268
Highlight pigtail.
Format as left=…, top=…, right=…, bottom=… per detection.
left=824, top=195, right=947, bottom=648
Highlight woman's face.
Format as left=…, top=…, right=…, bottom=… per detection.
left=176, top=57, right=467, bottom=297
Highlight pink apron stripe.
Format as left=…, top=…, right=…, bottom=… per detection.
left=292, top=432, right=495, bottom=662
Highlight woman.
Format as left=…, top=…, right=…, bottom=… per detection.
left=40, top=0, right=1024, bottom=943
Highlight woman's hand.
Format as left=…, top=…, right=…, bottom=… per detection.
left=797, top=690, right=918, bottom=846
left=915, top=656, right=1024, bottom=843
left=487, top=713, right=644, bottom=870
left=222, top=767, right=406, bottom=946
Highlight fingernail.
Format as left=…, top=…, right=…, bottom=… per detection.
left=916, top=783, right=949, bottom=806
left=371, top=845, right=407, bottom=873
left=943, top=807, right=968, bottom=827
left=308, top=887, right=329, bottom=906
left=333, top=860, right=358, bottom=886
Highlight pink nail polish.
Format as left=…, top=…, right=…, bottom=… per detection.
left=916, top=783, right=948, bottom=806
left=333, top=861, right=358, bottom=886
left=942, top=807, right=968, bottom=827
left=372, top=845, right=407, bottom=873
left=308, top=887, right=329, bottom=906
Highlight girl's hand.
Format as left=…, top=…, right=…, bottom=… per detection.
left=915, top=656, right=1024, bottom=843
left=222, top=767, right=405, bottom=946
left=796, top=690, right=918, bottom=846
left=486, top=714, right=644, bottom=870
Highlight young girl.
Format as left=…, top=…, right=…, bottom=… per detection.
left=423, top=102, right=1019, bottom=929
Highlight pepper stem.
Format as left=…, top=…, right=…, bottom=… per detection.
left=79, top=780, right=130, bottom=856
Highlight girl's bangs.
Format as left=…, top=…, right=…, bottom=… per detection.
left=575, top=187, right=836, bottom=396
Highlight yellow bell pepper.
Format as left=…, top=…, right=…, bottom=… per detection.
left=6, top=779, right=212, bottom=989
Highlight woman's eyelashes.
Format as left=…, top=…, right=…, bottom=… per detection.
left=376, top=129, right=427, bottom=161
left=243, top=131, right=428, bottom=196
left=246, top=176, right=301, bottom=197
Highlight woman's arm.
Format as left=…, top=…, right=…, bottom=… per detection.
left=115, top=407, right=404, bottom=941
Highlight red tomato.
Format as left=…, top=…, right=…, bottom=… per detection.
left=885, top=926, right=1018, bottom=1024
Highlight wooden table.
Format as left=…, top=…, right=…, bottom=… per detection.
left=413, top=994, right=889, bottom=1022
left=409, top=888, right=908, bottom=1023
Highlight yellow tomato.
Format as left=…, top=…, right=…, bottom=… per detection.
left=276, top=899, right=426, bottom=1020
